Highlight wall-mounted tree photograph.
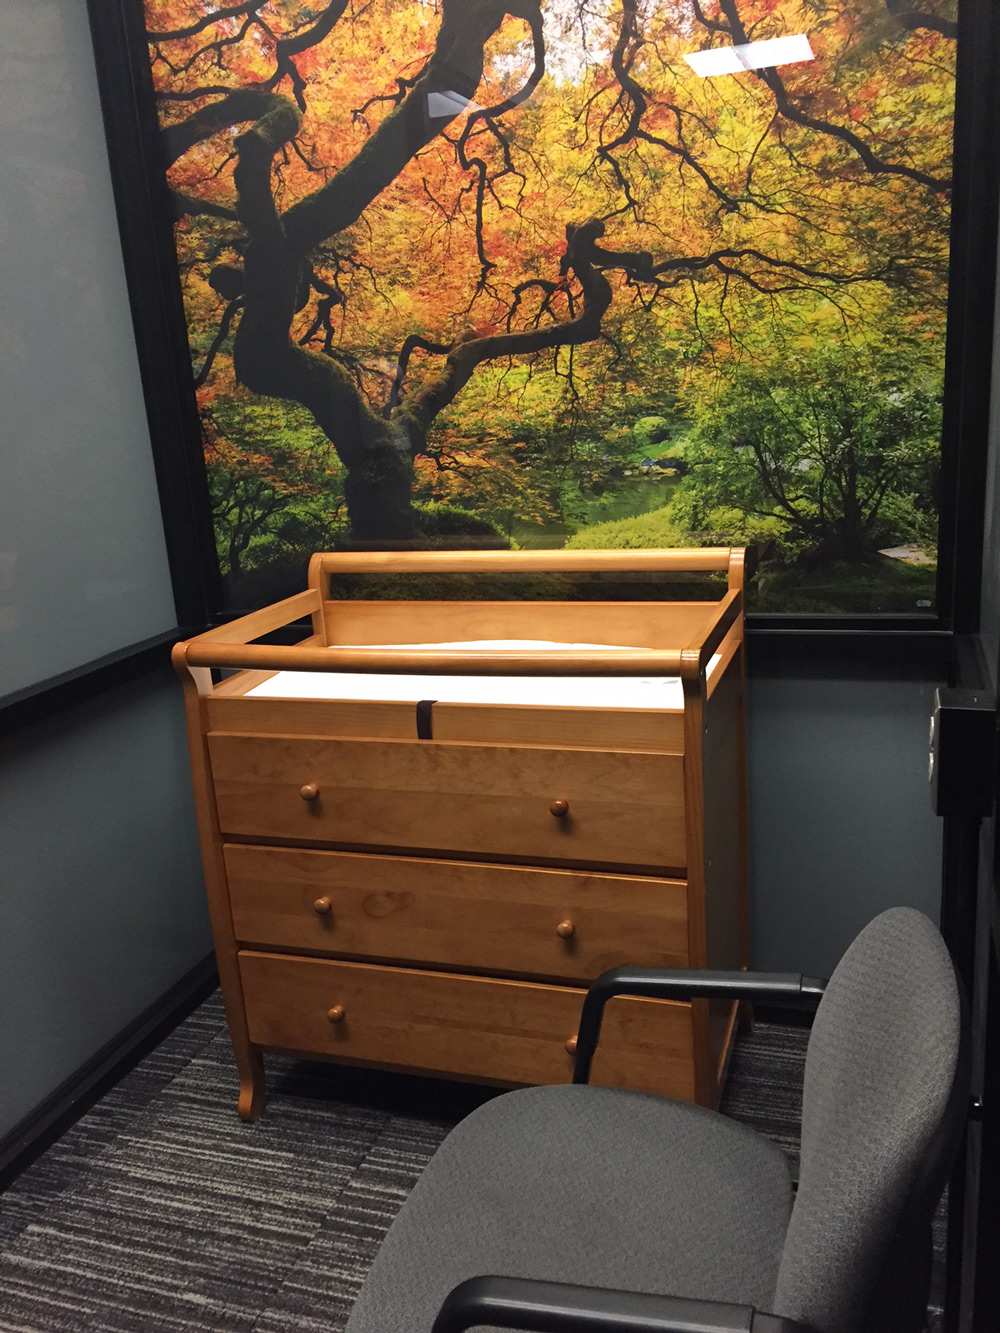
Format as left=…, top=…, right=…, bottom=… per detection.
left=143, top=0, right=957, bottom=611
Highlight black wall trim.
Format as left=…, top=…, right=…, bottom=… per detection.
left=937, top=0, right=1000, bottom=634
left=85, top=0, right=219, bottom=630
left=0, top=619, right=957, bottom=729
left=0, top=954, right=218, bottom=1192
left=0, top=630, right=188, bottom=729
left=747, top=628, right=953, bottom=682
left=753, top=1005, right=815, bottom=1030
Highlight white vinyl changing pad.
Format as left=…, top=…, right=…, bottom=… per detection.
left=246, top=640, right=722, bottom=711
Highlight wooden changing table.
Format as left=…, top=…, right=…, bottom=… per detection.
left=173, top=547, right=748, bottom=1119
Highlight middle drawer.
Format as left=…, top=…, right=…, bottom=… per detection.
left=225, top=845, right=689, bottom=982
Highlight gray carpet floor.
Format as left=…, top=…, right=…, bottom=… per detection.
left=0, top=995, right=935, bottom=1331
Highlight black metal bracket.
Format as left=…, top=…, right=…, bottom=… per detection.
left=930, top=686, right=997, bottom=817
left=431, top=1275, right=815, bottom=1333
left=572, top=968, right=826, bottom=1086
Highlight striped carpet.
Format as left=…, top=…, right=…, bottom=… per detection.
left=0, top=995, right=934, bottom=1331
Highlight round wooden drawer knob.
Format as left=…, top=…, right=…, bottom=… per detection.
left=555, top=919, right=575, bottom=939
left=313, top=897, right=333, bottom=916
left=300, top=783, right=320, bottom=802
left=549, top=799, right=570, bottom=818
left=565, top=1034, right=578, bottom=1055
left=327, top=1004, right=346, bottom=1024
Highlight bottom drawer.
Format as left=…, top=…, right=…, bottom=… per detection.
left=239, top=951, right=696, bottom=1100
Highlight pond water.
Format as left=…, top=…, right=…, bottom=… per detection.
left=511, top=474, right=678, bottom=548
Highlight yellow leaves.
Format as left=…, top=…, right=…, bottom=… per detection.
left=145, top=0, right=955, bottom=431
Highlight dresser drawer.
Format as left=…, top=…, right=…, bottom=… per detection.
left=239, top=952, right=696, bottom=1099
left=209, top=733, right=685, bottom=871
left=225, top=846, right=689, bottom=982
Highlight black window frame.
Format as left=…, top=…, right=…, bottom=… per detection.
left=87, top=0, right=220, bottom=637
left=8, top=0, right=997, bottom=727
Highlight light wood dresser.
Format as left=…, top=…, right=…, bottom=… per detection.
left=173, top=547, right=748, bottom=1119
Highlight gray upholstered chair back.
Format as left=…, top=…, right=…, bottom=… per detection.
left=774, top=907, right=963, bottom=1333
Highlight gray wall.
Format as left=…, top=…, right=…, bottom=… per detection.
left=747, top=674, right=942, bottom=977
left=0, top=674, right=209, bottom=1136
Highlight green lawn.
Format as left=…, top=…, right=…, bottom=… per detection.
left=511, top=474, right=679, bottom=548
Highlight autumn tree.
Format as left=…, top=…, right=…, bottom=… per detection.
left=146, top=0, right=956, bottom=548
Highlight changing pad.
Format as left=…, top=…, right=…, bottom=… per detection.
left=245, top=639, right=721, bottom=711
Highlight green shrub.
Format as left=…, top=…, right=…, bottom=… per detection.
left=414, top=502, right=511, bottom=549
left=668, top=500, right=795, bottom=558
left=565, top=503, right=686, bottom=550
left=631, top=416, right=673, bottom=449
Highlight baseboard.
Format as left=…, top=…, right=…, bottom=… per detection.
left=754, top=1004, right=815, bottom=1028
left=0, top=953, right=218, bottom=1190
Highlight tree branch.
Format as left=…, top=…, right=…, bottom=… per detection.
left=281, top=0, right=516, bottom=254
left=171, top=188, right=238, bottom=221
left=654, top=246, right=889, bottom=287
left=147, top=2, right=267, bottom=42
left=153, top=1, right=349, bottom=119
left=404, top=219, right=620, bottom=427
left=352, top=65, right=430, bottom=128
left=271, top=0, right=350, bottom=111
left=507, top=279, right=563, bottom=330
left=885, top=0, right=957, bottom=38
left=195, top=297, right=245, bottom=387
left=448, top=0, right=543, bottom=291
left=596, top=0, right=743, bottom=217
left=713, top=0, right=951, bottom=193
left=389, top=335, right=451, bottom=413
left=162, top=89, right=290, bottom=166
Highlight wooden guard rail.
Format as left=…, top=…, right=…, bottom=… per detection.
left=311, top=546, right=737, bottom=576
left=174, top=548, right=744, bottom=682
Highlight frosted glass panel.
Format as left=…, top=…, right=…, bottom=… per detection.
left=0, top=0, right=177, bottom=700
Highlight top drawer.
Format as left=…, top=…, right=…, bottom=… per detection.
left=208, top=733, right=686, bottom=872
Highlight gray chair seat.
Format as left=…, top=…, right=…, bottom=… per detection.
left=345, top=1082, right=793, bottom=1333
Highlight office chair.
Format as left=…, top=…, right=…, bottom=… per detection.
left=344, top=908, right=967, bottom=1333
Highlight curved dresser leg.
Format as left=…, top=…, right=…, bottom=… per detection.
left=237, top=1049, right=266, bottom=1121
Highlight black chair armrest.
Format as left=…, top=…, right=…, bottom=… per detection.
left=432, top=1275, right=814, bottom=1332
left=573, top=968, right=826, bottom=1085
